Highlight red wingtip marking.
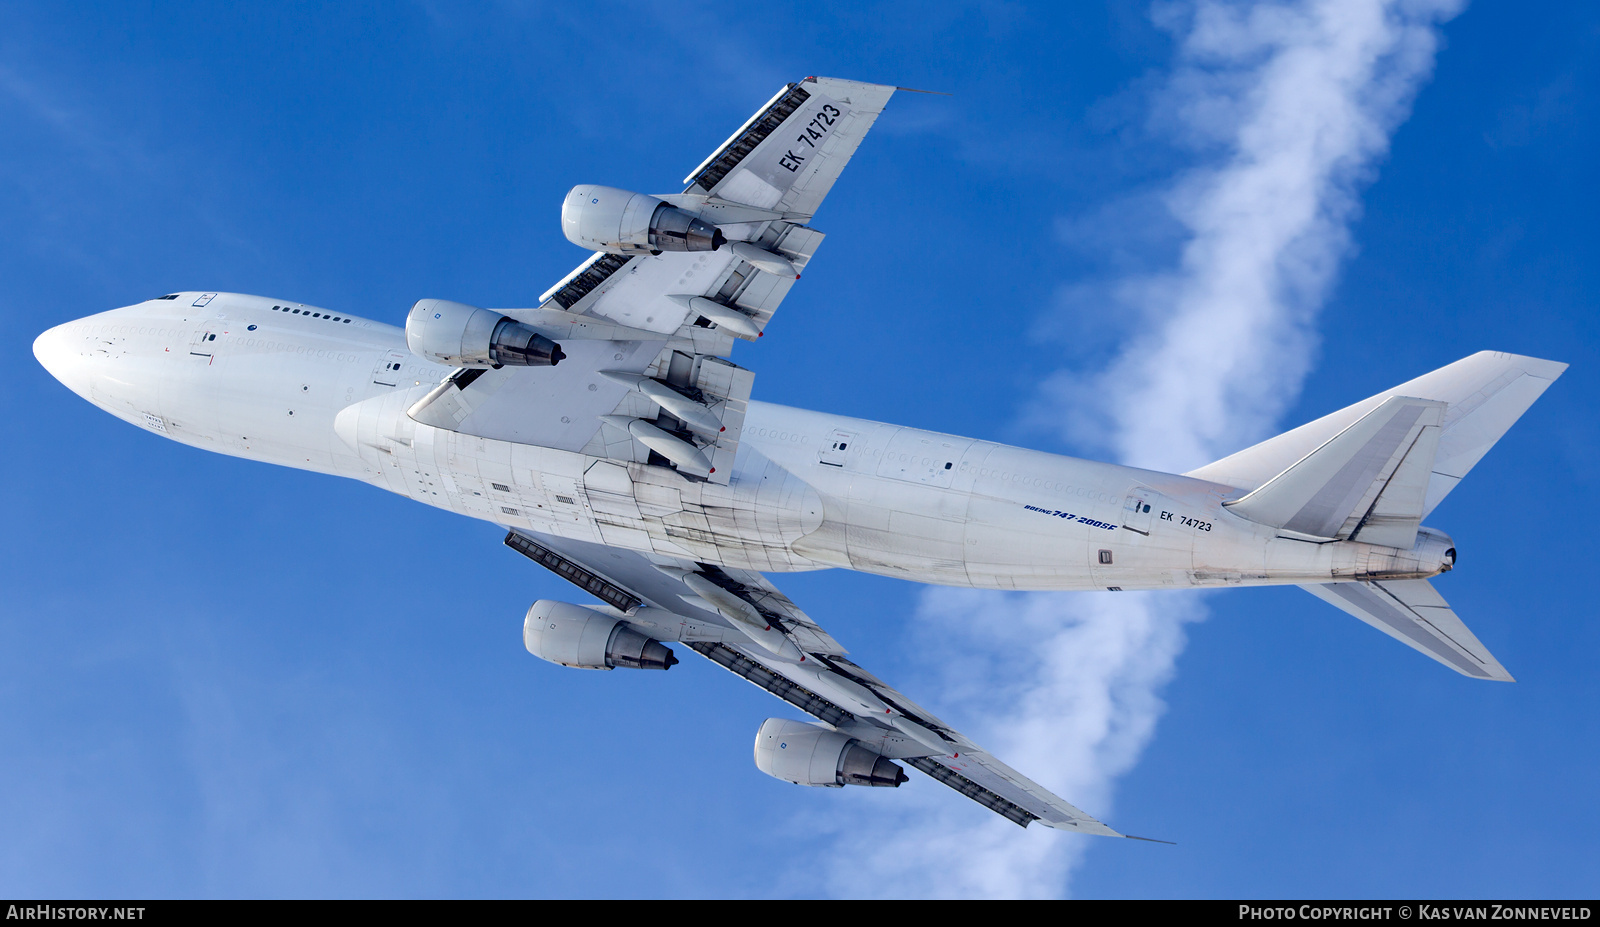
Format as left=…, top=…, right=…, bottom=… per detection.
left=709, top=467, right=716, bottom=474
left=720, top=426, right=726, bottom=432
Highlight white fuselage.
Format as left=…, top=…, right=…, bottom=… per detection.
left=34, top=294, right=1452, bottom=591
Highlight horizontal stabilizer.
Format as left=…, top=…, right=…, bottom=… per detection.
left=1299, top=579, right=1513, bottom=681
left=1189, top=352, right=1567, bottom=518
left=1225, top=396, right=1445, bottom=542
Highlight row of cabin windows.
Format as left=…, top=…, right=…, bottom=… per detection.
left=271, top=305, right=351, bottom=323
left=154, top=294, right=354, bottom=326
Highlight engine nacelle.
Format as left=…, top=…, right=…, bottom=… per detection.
left=752, top=719, right=907, bottom=788
left=561, top=185, right=724, bottom=255
left=522, top=600, right=677, bottom=671
left=406, top=299, right=565, bottom=368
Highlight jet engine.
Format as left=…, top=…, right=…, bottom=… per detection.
left=405, top=299, right=565, bottom=368
left=752, top=718, right=907, bottom=788
left=561, top=185, right=725, bottom=255
left=522, top=600, right=677, bottom=671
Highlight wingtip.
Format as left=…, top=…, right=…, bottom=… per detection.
left=800, top=76, right=949, bottom=95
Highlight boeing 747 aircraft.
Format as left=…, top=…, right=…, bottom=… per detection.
left=32, top=77, right=1565, bottom=836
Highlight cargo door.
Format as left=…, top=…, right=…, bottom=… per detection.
left=876, top=431, right=968, bottom=488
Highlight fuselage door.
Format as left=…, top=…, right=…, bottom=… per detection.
left=1122, top=488, right=1158, bottom=535
left=372, top=351, right=406, bottom=387
left=819, top=430, right=856, bottom=467
left=188, top=327, right=219, bottom=361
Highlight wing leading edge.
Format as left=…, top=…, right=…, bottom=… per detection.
left=504, top=527, right=1125, bottom=836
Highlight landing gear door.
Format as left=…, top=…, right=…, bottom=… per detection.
left=1122, top=488, right=1159, bottom=535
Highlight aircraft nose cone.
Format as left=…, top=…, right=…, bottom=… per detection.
left=33, top=322, right=86, bottom=394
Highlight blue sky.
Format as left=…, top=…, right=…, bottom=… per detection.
left=2, top=1, right=1596, bottom=899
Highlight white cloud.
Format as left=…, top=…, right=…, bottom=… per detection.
left=816, top=0, right=1462, bottom=898
left=806, top=590, right=1200, bottom=899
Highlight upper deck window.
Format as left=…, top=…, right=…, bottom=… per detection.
left=268, top=304, right=354, bottom=323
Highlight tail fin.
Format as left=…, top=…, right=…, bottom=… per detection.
left=1299, top=579, right=1513, bottom=681
left=1188, top=351, right=1567, bottom=517
left=1194, top=351, right=1567, bottom=682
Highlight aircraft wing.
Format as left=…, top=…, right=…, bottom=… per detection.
left=408, top=77, right=898, bottom=484
left=504, top=527, right=1125, bottom=836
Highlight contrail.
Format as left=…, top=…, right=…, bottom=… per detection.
left=812, top=0, right=1463, bottom=898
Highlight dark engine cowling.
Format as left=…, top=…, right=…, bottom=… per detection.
left=522, top=600, right=676, bottom=671
left=752, top=718, right=907, bottom=788
left=561, top=185, right=724, bottom=255
left=406, top=299, right=564, bottom=368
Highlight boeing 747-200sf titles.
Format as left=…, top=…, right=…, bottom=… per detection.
left=33, top=77, right=1566, bottom=837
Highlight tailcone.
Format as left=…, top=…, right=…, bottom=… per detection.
left=1349, top=526, right=1457, bottom=581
